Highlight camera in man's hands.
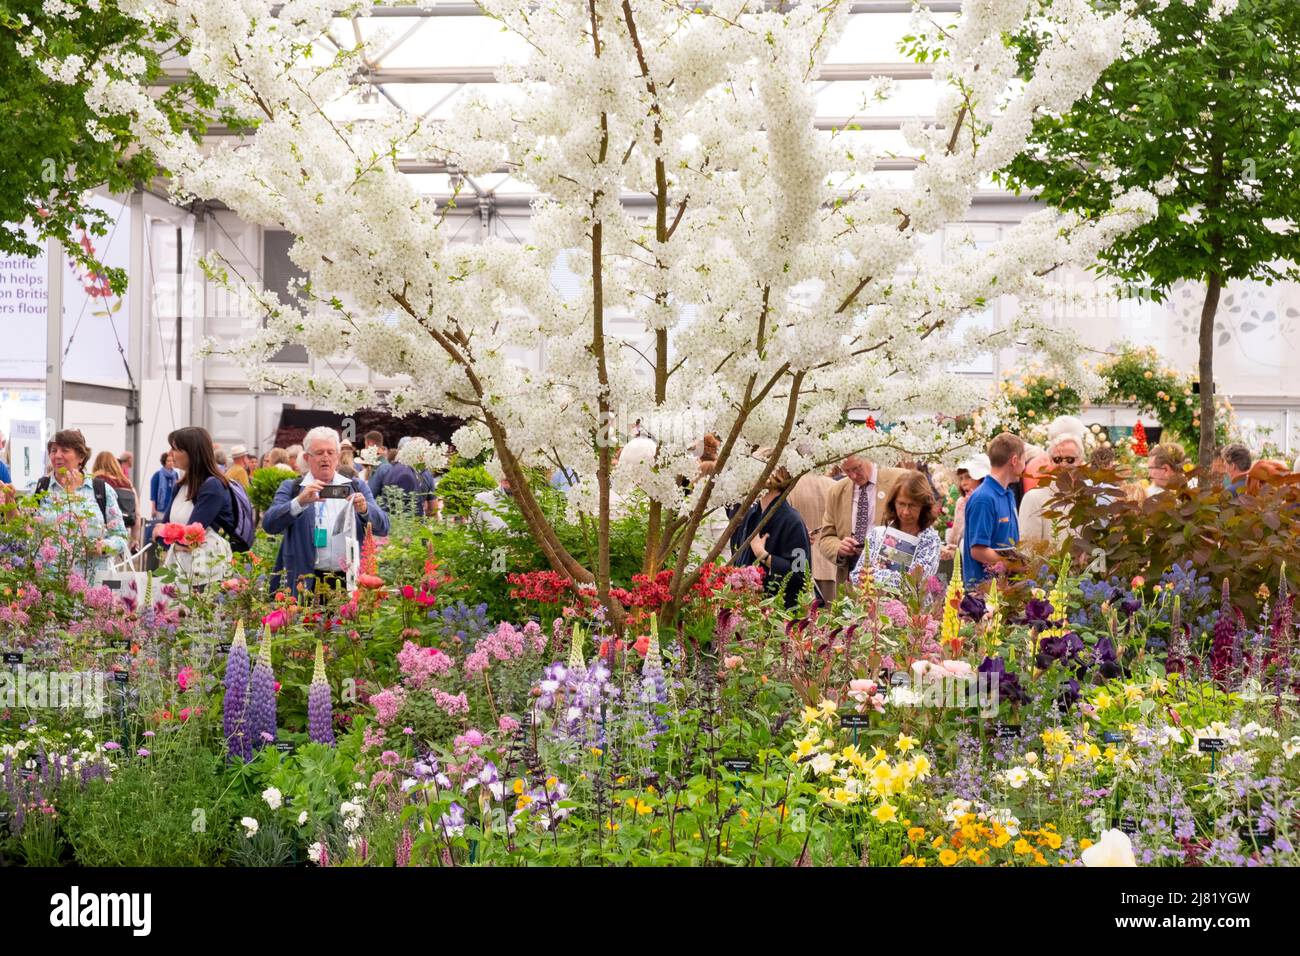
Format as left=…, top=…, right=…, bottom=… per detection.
left=317, top=484, right=352, bottom=500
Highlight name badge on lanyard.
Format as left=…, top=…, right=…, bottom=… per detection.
left=314, top=502, right=329, bottom=548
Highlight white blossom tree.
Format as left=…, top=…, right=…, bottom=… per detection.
left=59, top=0, right=1161, bottom=623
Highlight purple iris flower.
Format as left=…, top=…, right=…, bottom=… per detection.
left=958, top=592, right=987, bottom=622
left=1019, top=598, right=1055, bottom=630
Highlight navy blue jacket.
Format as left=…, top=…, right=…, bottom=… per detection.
left=731, top=497, right=811, bottom=609
left=165, top=475, right=235, bottom=532
left=262, top=475, right=390, bottom=592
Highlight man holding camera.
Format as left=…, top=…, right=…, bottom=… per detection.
left=263, top=426, right=390, bottom=594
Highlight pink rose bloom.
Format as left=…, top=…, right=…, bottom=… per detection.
left=938, top=660, right=973, bottom=678
left=849, top=677, right=878, bottom=695
left=177, top=666, right=195, bottom=691
left=261, top=608, right=290, bottom=632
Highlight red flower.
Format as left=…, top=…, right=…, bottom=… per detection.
left=401, top=584, right=417, bottom=600
left=865, top=416, right=878, bottom=431
left=633, top=635, right=651, bottom=658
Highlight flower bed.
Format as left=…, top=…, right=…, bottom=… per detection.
left=1, top=506, right=1298, bottom=867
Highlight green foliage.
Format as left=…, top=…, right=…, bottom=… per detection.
left=1001, top=0, right=1300, bottom=458
left=248, top=466, right=296, bottom=513
left=61, top=748, right=235, bottom=866
left=0, top=0, right=239, bottom=287
left=1000, top=369, right=1083, bottom=429
left=434, top=465, right=496, bottom=518
left=1045, top=466, right=1300, bottom=619
left=380, top=481, right=650, bottom=623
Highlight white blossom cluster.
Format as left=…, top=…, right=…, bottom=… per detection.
left=48, top=0, right=1164, bottom=561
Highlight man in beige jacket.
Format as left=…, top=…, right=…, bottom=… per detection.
left=786, top=471, right=837, bottom=601
left=816, top=455, right=908, bottom=599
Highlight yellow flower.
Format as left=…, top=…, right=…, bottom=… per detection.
left=939, top=849, right=959, bottom=866
left=907, top=827, right=926, bottom=842
left=900, top=854, right=916, bottom=866
left=993, top=832, right=1011, bottom=848
left=932, top=835, right=946, bottom=848
left=1014, top=839, right=1034, bottom=855
left=625, top=797, right=654, bottom=815
left=1080, top=838, right=1094, bottom=850
left=605, top=820, right=620, bottom=832
left=896, top=733, right=919, bottom=754
left=516, top=794, right=533, bottom=811
left=512, top=778, right=525, bottom=795
left=589, top=747, right=603, bottom=757
left=1092, top=689, right=1113, bottom=711
left=1044, top=832, right=1063, bottom=850
left=1122, top=684, right=1144, bottom=703
left=547, top=776, right=559, bottom=789
left=872, top=802, right=897, bottom=824
left=1149, top=676, right=1169, bottom=694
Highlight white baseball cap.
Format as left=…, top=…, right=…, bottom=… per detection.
left=957, top=453, right=991, bottom=481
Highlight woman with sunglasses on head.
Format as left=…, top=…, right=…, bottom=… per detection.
left=154, top=426, right=236, bottom=586
left=1017, top=433, right=1084, bottom=547
left=30, top=430, right=131, bottom=585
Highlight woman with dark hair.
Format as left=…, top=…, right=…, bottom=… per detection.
left=730, top=452, right=811, bottom=609
left=155, top=426, right=235, bottom=584
left=33, top=429, right=130, bottom=584
left=851, top=470, right=941, bottom=590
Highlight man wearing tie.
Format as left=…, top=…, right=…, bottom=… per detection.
left=263, top=426, right=390, bottom=595
left=816, top=453, right=907, bottom=600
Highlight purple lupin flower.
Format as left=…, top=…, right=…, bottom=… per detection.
left=247, top=629, right=277, bottom=749
left=308, top=641, right=335, bottom=746
left=223, top=623, right=252, bottom=762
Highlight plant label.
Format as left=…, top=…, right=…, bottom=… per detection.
left=839, top=714, right=872, bottom=729
left=2, top=652, right=22, bottom=665
left=720, top=758, right=752, bottom=773
left=1197, top=737, right=1227, bottom=753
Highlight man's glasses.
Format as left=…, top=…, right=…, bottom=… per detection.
left=1051, top=456, right=1078, bottom=465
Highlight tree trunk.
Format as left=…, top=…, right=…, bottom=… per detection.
left=1197, top=272, right=1222, bottom=472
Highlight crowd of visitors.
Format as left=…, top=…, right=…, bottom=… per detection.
left=1, top=412, right=1298, bottom=601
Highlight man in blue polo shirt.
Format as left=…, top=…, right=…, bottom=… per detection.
left=962, top=432, right=1027, bottom=587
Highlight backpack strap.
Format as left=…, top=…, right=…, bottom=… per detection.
left=92, top=476, right=108, bottom=522
left=35, top=476, right=50, bottom=495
